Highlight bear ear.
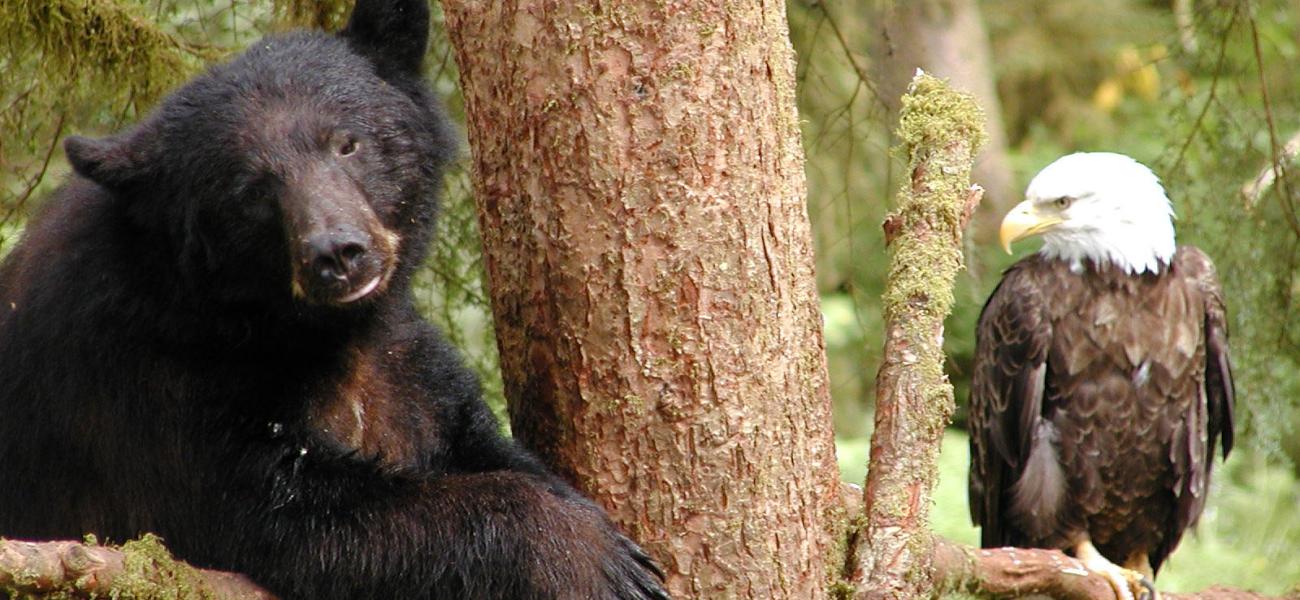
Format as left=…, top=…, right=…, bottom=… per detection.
left=65, top=134, right=148, bottom=189
left=340, top=0, right=429, bottom=78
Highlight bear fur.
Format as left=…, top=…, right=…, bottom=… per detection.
left=0, top=2, right=667, bottom=599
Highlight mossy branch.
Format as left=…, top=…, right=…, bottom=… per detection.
left=0, top=536, right=276, bottom=599
left=849, top=70, right=985, bottom=600
left=0, top=0, right=213, bottom=107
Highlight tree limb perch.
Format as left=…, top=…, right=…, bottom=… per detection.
left=0, top=536, right=276, bottom=599
left=931, top=537, right=1297, bottom=600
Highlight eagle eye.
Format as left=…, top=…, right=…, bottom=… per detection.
left=1053, top=196, right=1074, bottom=209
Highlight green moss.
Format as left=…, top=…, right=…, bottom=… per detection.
left=863, top=72, right=986, bottom=596
left=1, top=535, right=220, bottom=599
left=0, top=0, right=207, bottom=108
left=828, top=580, right=856, bottom=600
left=880, top=73, right=987, bottom=429
left=895, top=72, right=988, bottom=162
left=102, top=534, right=214, bottom=599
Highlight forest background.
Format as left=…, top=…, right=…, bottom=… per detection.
left=1, top=0, right=1297, bottom=594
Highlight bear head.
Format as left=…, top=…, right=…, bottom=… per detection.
left=62, top=0, right=456, bottom=312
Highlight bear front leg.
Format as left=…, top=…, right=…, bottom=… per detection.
left=417, top=470, right=667, bottom=600
left=211, top=452, right=667, bottom=600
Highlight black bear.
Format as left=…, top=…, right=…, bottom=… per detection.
left=0, top=1, right=668, bottom=599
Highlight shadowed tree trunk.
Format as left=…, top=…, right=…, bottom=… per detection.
left=869, top=0, right=1016, bottom=245
left=439, top=1, right=844, bottom=597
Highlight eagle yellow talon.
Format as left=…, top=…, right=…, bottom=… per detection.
left=1073, top=541, right=1158, bottom=600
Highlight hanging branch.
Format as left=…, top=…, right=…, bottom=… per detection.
left=0, top=0, right=213, bottom=106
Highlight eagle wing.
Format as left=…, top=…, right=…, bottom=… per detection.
left=968, top=260, right=1052, bottom=547
left=1193, top=249, right=1234, bottom=465
left=1155, top=247, right=1236, bottom=567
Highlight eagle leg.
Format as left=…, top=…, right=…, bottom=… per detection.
left=1123, top=553, right=1160, bottom=600
left=1073, top=541, right=1158, bottom=600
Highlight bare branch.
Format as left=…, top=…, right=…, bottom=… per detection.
left=1173, top=0, right=1198, bottom=54
left=1171, top=3, right=1238, bottom=175
left=1241, top=129, right=1300, bottom=210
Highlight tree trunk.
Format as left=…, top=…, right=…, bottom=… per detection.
left=869, top=0, right=1015, bottom=245
left=440, top=1, right=843, bottom=598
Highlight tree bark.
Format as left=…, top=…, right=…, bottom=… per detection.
left=849, top=71, right=986, bottom=598
left=869, top=0, right=1015, bottom=245
left=440, top=1, right=843, bottom=597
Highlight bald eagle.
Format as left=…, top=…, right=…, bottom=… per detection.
left=968, top=152, right=1235, bottom=599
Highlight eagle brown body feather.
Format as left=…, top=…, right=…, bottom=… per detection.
left=968, top=246, right=1234, bottom=573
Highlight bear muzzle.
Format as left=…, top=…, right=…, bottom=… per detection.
left=293, top=224, right=398, bottom=306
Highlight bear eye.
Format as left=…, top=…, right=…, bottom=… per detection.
left=337, top=137, right=359, bottom=157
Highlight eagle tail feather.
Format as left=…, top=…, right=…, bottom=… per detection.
left=1010, top=420, right=1067, bottom=540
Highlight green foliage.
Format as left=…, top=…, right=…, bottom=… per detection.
left=0, top=0, right=202, bottom=106
left=1155, top=3, right=1300, bottom=465
left=982, top=0, right=1169, bottom=144
left=413, top=2, right=506, bottom=418
left=413, top=162, right=508, bottom=423
left=272, top=0, right=351, bottom=30
left=786, top=0, right=894, bottom=436
left=0, top=0, right=270, bottom=248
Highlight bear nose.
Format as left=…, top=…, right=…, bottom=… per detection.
left=307, top=230, right=369, bottom=283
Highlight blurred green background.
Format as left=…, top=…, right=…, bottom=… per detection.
left=1, top=0, right=1297, bottom=594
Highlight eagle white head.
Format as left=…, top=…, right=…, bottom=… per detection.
left=1000, top=152, right=1176, bottom=275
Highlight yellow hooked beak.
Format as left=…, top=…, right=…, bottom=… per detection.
left=999, top=199, right=1064, bottom=254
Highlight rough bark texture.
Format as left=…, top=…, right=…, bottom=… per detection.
left=849, top=72, right=986, bottom=599
left=0, top=537, right=276, bottom=599
left=869, top=0, right=1015, bottom=245
left=440, top=1, right=842, bottom=598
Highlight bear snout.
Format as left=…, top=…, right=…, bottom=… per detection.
left=297, top=226, right=389, bottom=305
